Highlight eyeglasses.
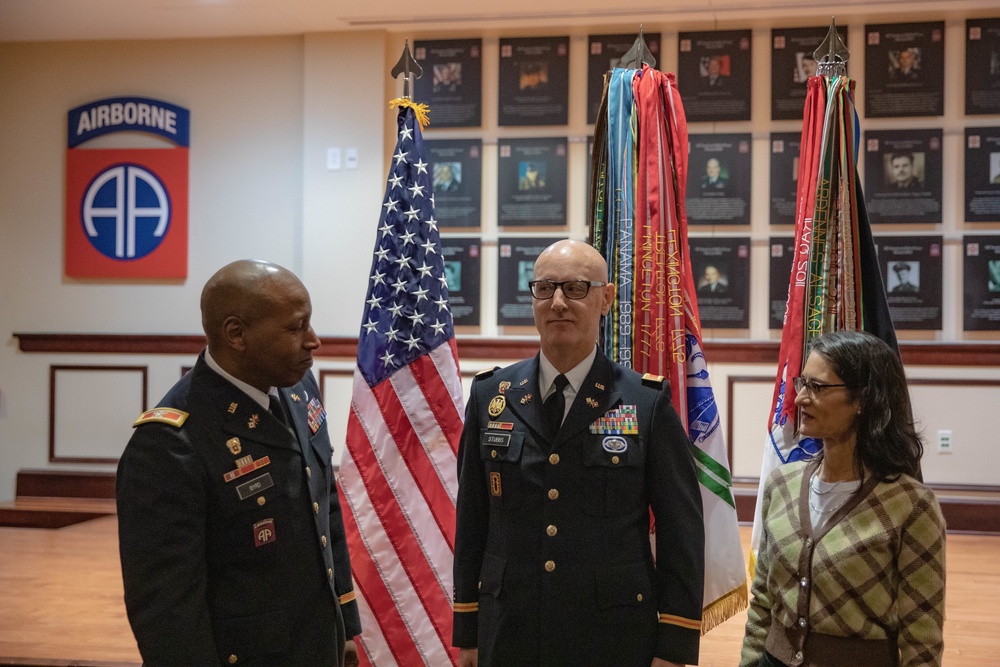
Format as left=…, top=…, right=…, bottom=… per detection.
left=792, top=377, right=848, bottom=396
left=529, top=280, right=606, bottom=300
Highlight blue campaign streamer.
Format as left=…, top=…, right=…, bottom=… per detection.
left=605, top=68, right=637, bottom=367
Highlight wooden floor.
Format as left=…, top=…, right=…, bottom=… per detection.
left=1, top=518, right=998, bottom=666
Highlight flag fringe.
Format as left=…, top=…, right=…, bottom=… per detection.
left=389, top=98, right=430, bottom=131
left=701, top=581, right=749, bottom=635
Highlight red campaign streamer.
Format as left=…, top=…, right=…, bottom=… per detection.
left=769, top=76, right=827, bottom=428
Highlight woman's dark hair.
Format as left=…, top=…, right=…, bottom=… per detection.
left=808, top=330, right=923, bottom=482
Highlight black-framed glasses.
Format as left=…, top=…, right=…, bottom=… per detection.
left=529, top=280, right=606, bottom=300
left=792, top=377, right=848, bottom=396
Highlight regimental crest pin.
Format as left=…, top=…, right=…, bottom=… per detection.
left=228, top=402, right=238, bottom=414
left=488, top=395, right=506, bottom=418
left=248, top=414, right=260, bottom=429
left=226, top=437, right=242, bottom=455
left=498, top=381, right=511, bottom=394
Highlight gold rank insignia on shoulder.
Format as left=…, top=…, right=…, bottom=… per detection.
left=228, top=402, right=238, bottom=414
left=641, top=373, right=665, bottom=388
left=498, top=381, right=511, bottom=394
left=226, top=438, right=242, bottom=455
left=487, top=395, right=506, bottom=418
left=133, top=408, right=189, bottom=428
left=248, top=414, right=260, bottom=429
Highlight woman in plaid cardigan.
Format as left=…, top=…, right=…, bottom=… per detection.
left=741, top=331, right=945, bottom=667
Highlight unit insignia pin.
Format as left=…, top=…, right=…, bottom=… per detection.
left=226, top=437, right=242, bottom=455
left=248, top=414, right=260, bottom=429
left=586, top=397, right=599, bottom=408
left=488, top=395, right=506, bottom=418
left=520, top=394, right=533, bottom=405
left=498, top=381, right=511, bottom=394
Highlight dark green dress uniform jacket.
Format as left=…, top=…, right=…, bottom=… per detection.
left=117, top=355, right=361, bottom=666
left=452, top=350, right=705, bottom=666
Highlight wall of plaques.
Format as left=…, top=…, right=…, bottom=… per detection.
left=409, top=15, right=1000, bottom=339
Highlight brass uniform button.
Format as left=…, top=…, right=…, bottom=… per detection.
left=478, top=581, right=482, bottom=589
left=548, top=488, right=559, bottom=500
left=544, top=560, right=556, bottom=572
left=306, top=466, right=312, bottom=478
left=321, top=535, right=328, bottom=548
left=548, top=453, right=560, bottom=465
left=228, top=656, right=238, bottom=665
left=328, top=568, right=334, bottom=580
left=257, top=496, right=266, bottom=506
left=546, top=525, right=557, bottom=537
left=636, top=593, right=643, bottom=602
left=491, top=450, right=497, bottom=459
left=313, top=502, right=320, bottom=514
left=611, top=455, right=620, bottom=465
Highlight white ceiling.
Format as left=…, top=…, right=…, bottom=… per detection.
left=0, top=0, right=991, bottom=43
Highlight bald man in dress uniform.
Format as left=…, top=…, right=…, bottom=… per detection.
left=117, top=260, right=361, bottom=666
left=452, top=240, right=705, bottom=667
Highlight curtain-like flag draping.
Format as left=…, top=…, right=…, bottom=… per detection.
left=338, top=99, right=464, bottom=667
left=751, top=74, right=898, bottom=561
left=590, top=64, right=748, bottom=632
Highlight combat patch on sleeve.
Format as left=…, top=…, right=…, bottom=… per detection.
left=133, top=408, right=189, bottom=428
left=641, top=373, right=665, bottom=389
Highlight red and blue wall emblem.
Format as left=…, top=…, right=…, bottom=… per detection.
left=65, top=97, right=189, bottom=278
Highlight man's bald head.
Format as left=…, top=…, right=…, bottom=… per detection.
left=201, top=260, right=297, bottom=348
left=534, top=239, right=609, bottom=283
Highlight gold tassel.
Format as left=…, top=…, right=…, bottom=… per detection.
left=389, top=98, right=431, bottom=132
left=700, top=581, right=750, bottom=634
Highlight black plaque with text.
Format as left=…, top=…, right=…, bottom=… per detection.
left=425, top=139, right=482, bottom=229
left=863, top=129, right=943, bottom=224
left=497, top=236, right=564, bottom=326
left=413, top=39, right=482, bottom=128
left=677, top=30, right=752, bottom=122
left=864, top=22, right=945, bottom=118
left=587, top=33, right=661, bottom=125
left=497, top=137, right=568, bottom=228
left=498, top=36, right=570, bottom=126
left=689, top=237, right=751, bottom=329
left=965, top=18, right=1000, bottom=115
left=876, top=235, right=943, bottom=330
left=771, top=26, right=847, bottom=120
left=963, top=235, right=1000, bottom=331
left=769, top=237, right=796, bottom=330
left=770, top=133, right=801, bottom=226
left=439, top=237, right=482, bottom=327
left=965, top=127, right=1000, bottom=223
left=686, top=134, right=752, bottom=226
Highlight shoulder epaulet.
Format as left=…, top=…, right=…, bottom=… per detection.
left=641, top=373, right=666, bottom=389
left=133, top=408, right=189, bottom=428
left=474, top=366, right=500, bottom=381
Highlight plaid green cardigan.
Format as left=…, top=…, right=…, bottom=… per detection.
left=741, top=459, right=945, bottom=667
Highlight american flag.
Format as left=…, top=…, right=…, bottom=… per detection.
left=338, top=103, right=464, bottom=666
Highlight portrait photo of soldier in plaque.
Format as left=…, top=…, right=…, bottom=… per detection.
left=678, top=29, right=752, bottom=122
left=888, top=261, right=920, bottom=294
left=865, top=21, right=944, bottom=118
left=697, top=264, right=729, bottom=295
left=700, top=54, right=729, bottom=88
left=433, top=162, right=462, bottom=193
left=888, top=47, right=923, bottom=82
left=990, top=260, right=1000, bottom=292
left=518, top=161, right=547, bottom=191
left=433, top=62, right=462, bottom=93
left=444, top=260, right=462, bottom=291
left=884, top=152, right=925, bottom=191
left=966, top=18, right=1000, bottom=115
left=701, top=158, right=729, bottom=191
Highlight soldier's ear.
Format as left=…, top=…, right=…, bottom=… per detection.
left=222, top=316, right=248, bottom=352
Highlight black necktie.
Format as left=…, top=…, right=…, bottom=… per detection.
left=544, top=374, right=569, bottom=440
left=268, top=394, right=289, bottom=428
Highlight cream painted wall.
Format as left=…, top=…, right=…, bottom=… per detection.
left=0, top=34, right=390, bottom=500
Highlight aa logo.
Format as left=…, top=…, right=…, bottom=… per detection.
left=65, top=97, right=189, bottom=278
